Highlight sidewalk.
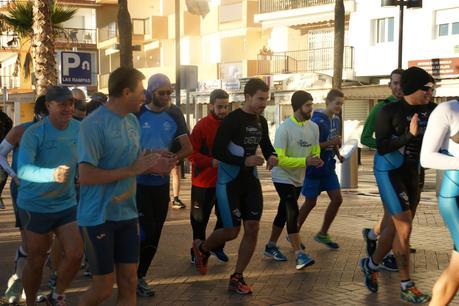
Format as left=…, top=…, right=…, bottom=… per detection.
left=0, top=151, right=456, bottom=305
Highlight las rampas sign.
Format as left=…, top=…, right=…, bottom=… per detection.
left=61, top=51, right=92, bottom=85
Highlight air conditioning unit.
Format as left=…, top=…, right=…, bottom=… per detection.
left=186, top=0, right=210, bottom=17
left=406, top=0, right=422, bottom=8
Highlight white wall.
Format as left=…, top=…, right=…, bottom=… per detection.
left=349, top=0, right=459, bottom=77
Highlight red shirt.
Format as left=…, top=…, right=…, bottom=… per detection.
left=188, top=113, right=221, bottom=188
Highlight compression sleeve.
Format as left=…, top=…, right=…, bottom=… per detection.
left=0, top=139, right=16, bottom=177
left=375, top=105, right=414, bottom=154
left=420, top=102, right=459, bottom=170
left=212, top=115, right=245, bottom=166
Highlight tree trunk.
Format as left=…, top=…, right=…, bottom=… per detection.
left=118, top=0, right=133, bottom=68
left=32, top=0, right=57, bottom=95
left=333, top=0, right=345, bottom=90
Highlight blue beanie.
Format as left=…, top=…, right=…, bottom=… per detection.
left=147, top=73, right=171, bottom=93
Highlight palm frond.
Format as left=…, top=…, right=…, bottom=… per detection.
left=51, top=3, right=77, bottom=25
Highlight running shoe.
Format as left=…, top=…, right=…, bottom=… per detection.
left=0, top=197, right=5, bottom=209
left=211, top=249, right=229, bottom=263
left=136, top=277, right=155, bottom=297
left=45, top=292, right=66, bottom=306
left=228, top=273, right=252, bottom=295
left=359, top=257, right=379, bottom=293
left=400, top=283, right=430, bottom=304
left=4, top=274, right=23, bottom=304
left=83, top=265, right=92, bottom=277
left=380, top=254, right=398, bottom=272
left=192, top=239, right=209, bottom=275
left=190, top=247, right=195, bottom=264
left=48, top=271, right=57, bottom=290
left=410, top=246, right=417, bottom=254
left=285, top=235, right=306, bottom=250
left=264, top=244, right=287, bottom=261
left=362, top=228, right=377, bottom=257
left=171, top=198, right=186, bottom=209
left=314, top=233, right=339, bottom=249
left=295, top=253, right=315, bottom=270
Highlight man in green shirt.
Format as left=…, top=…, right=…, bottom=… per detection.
left=360, top=68, right=404, bottom=272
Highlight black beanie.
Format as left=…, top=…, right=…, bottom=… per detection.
left=291, top=90, right=313, bottom=111
left=401, top=66, right=431, bottom=96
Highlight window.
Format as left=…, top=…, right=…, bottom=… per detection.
left=438, top=23, right=449, bottom=36
left=373, top=17, right=395, bottom=44
left=453, top=22, right=459, bottom=35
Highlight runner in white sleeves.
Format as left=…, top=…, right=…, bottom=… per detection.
left=420, top=99, right=459, bottom=306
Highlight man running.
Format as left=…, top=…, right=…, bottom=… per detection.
left=77, top=67, right=175, bottom=306
left=135, top=73, right=192, bottom=296
left=193, top=78, right=278, bottom=295
left=264, top=90, right=323, bottom=270
left=359, top=66, right=436, bottom=304
left=1, top=97, right=48, bottom=304
left=297, top=89, right=345, bottom=249
left=420, top=99, right=459, bottom=306
left=189, top=89, right=230, bottom=264
left=361, top=68, right=404, bottom=272
left=17, top=86, right=82, bottom=306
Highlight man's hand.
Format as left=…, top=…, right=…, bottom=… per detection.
left=130, top=151, right=160, bottom=176
left=13, top=175, right=20, bottom=186
left=329, top=136, right=342, bottom=146
left=337, top=154, right=345, bottom=163
left=244, top=155, right=265, bottom=167
left=148, top=156, right=178, bottom=175
left=211, top=159, right=219, bottom=168
left=54, top=165, right=70, bottom=183
left=409, top=113, right=419, bottom=136
left=266, top=155, right=278, bottom=170
left=307, top=156, right=324, bottom=168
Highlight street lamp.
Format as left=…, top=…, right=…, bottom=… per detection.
left=381, top=0, right=422, bottom=68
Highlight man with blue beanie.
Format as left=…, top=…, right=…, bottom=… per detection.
left=135, top=73, right=192, bottom=297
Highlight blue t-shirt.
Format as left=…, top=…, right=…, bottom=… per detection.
left=136, top=104, right=188, bottom=186
left=77, top=106, right=141, bottom=227
left=17, top=117, right=79, bottom=213
left=306, top=110, right=341, bottom=178
left=12, top=121, right=35, bottom=173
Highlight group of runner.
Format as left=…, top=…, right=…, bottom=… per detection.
left=0, top=65, right=457, bottom=305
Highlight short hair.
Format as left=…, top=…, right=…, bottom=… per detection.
left=390, top=68, right=404, bottom=78
left=71, top=88, right=86, bottom=101
left=108, top=67, right=145, bottom=97
left=209, top=89, right=229, bottom=104
left=291, top=90, right=313, bottom=112
left=326, top=89, right=344, bottom=103
left=243, top=78, right=269, bottom=97
left=34, top=95, right=48, bottom=115
left=74, top=99, right=87, bottom=112
left=86, top=100, right=103, bottom=115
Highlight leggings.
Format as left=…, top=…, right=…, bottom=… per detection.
left=136, top=183, right=169, bottom=278
left=438, top=170, right=459, bottom=251
left=273, top=183, right=302, bottom=234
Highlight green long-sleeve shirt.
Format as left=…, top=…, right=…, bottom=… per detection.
left=360, top=95, right=398, bottom=149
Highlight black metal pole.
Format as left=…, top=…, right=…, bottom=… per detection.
left=175, top=0, right=181, bottom=107
left=398, top=2, right=404, bottom=68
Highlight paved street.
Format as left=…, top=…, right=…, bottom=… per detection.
left=0, top=151, right=457, bottom=305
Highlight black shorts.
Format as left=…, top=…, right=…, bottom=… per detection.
left=18, top=206, right=77, bottom=234
left=81, top=218, right=139, bottom=275
left=216, top=172, right=263, bottom=228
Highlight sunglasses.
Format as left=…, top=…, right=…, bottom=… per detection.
left=420, top=85, right=434, bottom=92
left=156, top=90, right=172, bottom=96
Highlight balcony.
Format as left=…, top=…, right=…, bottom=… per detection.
left=56, top=28, right=97, bottom=47
left=257, top=46, right=353, bottom=75
left=0, top=32, right=19, bottom=51
left=260, top=0, right=334, bottom=14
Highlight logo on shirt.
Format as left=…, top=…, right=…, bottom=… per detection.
left=96, top=233, right=107, bottom=240
left=298, top=140, right=312, bottom=148
left=143, top=122, right=151, bottom=129
left=163, top=121, right=172, bottom=132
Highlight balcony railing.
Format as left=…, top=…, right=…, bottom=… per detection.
left=0, top=32, right=19, bottom=49
left=257, top=46, right=353, bottom=75
left=260, top=0, right=335, bottom=14
left=56, top=28, right=97, bottom=45
left=98, top=22, right=117, bottom=42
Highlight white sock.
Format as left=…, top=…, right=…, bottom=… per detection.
left=387, top=250, right=394, bottom=256
left=368, top=257, right=379, bottom=270
left=400, top=279, right=413, bottom=290
left=368, top=229, right=378, bottom=240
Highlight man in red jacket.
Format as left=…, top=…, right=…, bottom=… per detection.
left=189, top=89, right=230, bottom=263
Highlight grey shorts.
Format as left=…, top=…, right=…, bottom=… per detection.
left=18, top=206, right=77, bottom=234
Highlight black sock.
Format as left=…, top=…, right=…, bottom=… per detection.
left=174, top=196, right=179, bottom=201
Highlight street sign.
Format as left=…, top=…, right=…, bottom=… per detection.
left=61, top=51, right=92, bottom=85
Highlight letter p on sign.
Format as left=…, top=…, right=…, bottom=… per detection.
left=62, top=53, right=80, bottom=77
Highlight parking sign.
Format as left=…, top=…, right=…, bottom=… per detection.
left=61, top=51, right=92, bottom=85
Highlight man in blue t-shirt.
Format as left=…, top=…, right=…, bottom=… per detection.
left=297, top=89, right=345, bottom=250
left=135, top=73, right=192, bottom=297
left=78, top=68, right=176, bottom=306
left=17, top=86, right=82, bottom=305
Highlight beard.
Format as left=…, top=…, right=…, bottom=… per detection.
left=300, top=109, right=311, bottom=120
left=151, top=95, right=166, bottom=108
left=211, top=110, right=224, bottom=120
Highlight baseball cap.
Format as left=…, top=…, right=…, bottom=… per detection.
left=45, top=85, right=74, bottom=103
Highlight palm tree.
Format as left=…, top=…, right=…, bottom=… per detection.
left=0, top=0, right=76, bottom=93
left=118, top=0, right=133, bottom=68
left=333, top=0, right=345, bottom=90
